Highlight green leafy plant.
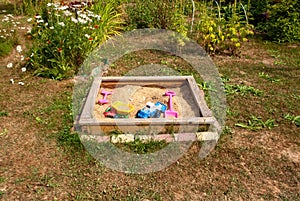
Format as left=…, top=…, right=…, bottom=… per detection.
left=284, top=114, right=300, bottom=127
left=125, top=0, right=189, bottom=36
left=235, top=115, right=277, bottom=131
left=0, top=111, right=8, bottom=117
left=264, top=0, right=300, bottom=42
left=225, top=83, right=263, bottom=96
left=245, top=0, right=269, bottom=26
left=26, top=1, right=123, bottom=80
left=258, top=72, right=280, bottom=83
left=192, top=0, right=254, bottom=55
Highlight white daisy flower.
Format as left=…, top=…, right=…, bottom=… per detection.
left=58, top=22, right=65, bottom=26
left=59, top=6, right=68, bottom=10
left=79, top=13, right=87, bottom=19
left=27, top=18, right=33, bottom=22
left=78, top=17, right=87, bottom=24
left=18, top=82, right=25, bottom=86
left=63, top=10, right=72, bottom=16
left=21, top=67, right=26, bottom=72
left=71, top=17, right=78, bottom=23
left=7, top=63, right=13, bottom=68
left=16, top=45, right=22, bottom=53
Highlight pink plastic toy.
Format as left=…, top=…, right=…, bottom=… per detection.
left=98, top=90, right=112, bottom=105
left=164, top=91, right=178, bottom=118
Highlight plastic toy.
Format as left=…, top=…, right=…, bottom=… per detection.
left=137, top=102, right=167, bottom=118
left=98, top=89, right=112, bottom=105
left=111, top=101, right=134, bottom=115
left=164, top=91, right=178, bottom=118
left=103, top=107, right=129, bottom=118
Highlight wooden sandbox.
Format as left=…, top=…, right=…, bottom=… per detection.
left=77, top=76, right=220, bottom=143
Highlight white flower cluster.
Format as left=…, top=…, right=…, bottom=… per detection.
left=6, top=45, right=26, bottom=74
left=0, top=13, right=31, bottom=39
left=42, top=2, right=101, bottom=26
left=1, top=14, right=15, bottom=39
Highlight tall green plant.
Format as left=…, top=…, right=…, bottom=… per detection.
left=26, top=1, right=123, bottom=80
left=192, top=0, right=253, bottom=55
left=125, top=0, right=189, bottom=36
left=264, top=0, right=300, bottom=42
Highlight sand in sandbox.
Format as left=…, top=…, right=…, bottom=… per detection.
left=94, top=84, right=200, bottom=119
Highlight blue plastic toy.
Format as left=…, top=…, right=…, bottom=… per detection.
left=137, top=102, right=167, bottom=118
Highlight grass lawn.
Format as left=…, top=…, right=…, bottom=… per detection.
left=0, top=2, right=299, bottom=201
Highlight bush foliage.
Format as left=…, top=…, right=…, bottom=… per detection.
left=26, top=1, right=123, bottom=80
left=264, top=0, right=300, bottom=42
left=20, top=0, right=299, bottom=79
left=192, top=0, right=254, bottom=55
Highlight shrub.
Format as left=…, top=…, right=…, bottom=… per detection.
left=264, top=0, right=300, bottom=42
left=26, top=1, right=123, bottom=80
left=125, top=0, right=189, bottom=36
left=192, top=0, right=254, bottom=55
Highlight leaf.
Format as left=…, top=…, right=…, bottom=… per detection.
left=294, top=116, right=300, bottom=127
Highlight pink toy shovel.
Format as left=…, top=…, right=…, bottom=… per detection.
left=164, top=91, right=178, bottom=118
left=98, top=90, right=112, bottom=105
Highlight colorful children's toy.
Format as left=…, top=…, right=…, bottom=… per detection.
left=103, top=107, right=129, bottom=118
left=164, top=91, right=178, bottom=118
left=111, top=101, right=135, bottom=115
left=137, top=102, right=167, bottom=118
left=98, top=89, right=112, bottom=105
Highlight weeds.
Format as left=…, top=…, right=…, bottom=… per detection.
left=0, top=111, right=8, bottom=116
left=235, top=115, right=278, bottom=131
left=258, top=72, right=280, bottom=83
left=225, top=84, right=263, bottom=96
left=115, top=138, right=168, bottom=154
left=222, top=76, right=262, bottom=96
left=284, top=114, right=300, bottom=127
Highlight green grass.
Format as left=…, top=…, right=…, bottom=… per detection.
left=0, top=111, right=8, bottom=116
left=0, top=39, right=13, bottom=57
left=258, top=72, right=281, bottom=83
left=114, top=138, right=168, bottom=154
left=284, top=114, right=300, bottom=127
left=225, top=84, right=263, bottom=96
left=235, top=115, right=278, bottom=131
